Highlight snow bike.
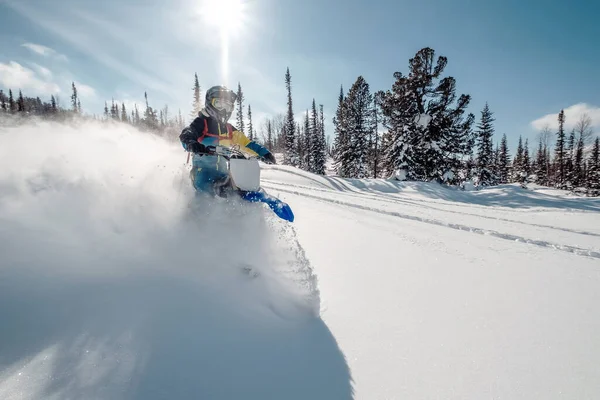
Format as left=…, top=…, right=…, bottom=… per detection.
left=190, top=145, right=294, bottom=222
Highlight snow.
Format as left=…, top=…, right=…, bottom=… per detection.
left=2, top=120, right=600, bottom=399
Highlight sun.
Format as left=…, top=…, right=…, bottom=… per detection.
left=198, top=0, right=246, bottom=29
left=196, top=0, right=248, bottom=85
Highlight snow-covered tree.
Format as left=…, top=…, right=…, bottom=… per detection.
left=190, top=73, right=202, bottom=119
left=475, top=102, right=496, bottom=186
left=378, top=47, right=474, bottom=181
left=247, top=104, right=254, bottom=141
left=497, top=134, right=510, bottom=183
left=284, top=68, right=297, bottom=166
left=71, top=82, right=78, bottom=113
left=587, top=137, right=600, bottom=194
left=235, top=82, right=245, bottom=133
left=554, top=109, right=567, bottom=187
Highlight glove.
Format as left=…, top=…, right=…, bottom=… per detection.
left=262, top=152, right=276, bottom=165
left=187, top=142, right=207, bottom=154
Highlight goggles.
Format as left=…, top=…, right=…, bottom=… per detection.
left=212, top=98, right=235, bottom=113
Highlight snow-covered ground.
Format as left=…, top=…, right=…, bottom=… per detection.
left=1, top=120, right=600, bottom=399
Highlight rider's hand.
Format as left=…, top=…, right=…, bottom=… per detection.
left=262, top=153, right=276, bottom=165
left=187, top=142, right=207, bottom=154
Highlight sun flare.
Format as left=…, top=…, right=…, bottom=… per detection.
left=197, top=0, right=247, bottom=85
left=198, top=0, right=245, bottom=28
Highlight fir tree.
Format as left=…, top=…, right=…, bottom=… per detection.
left=372, top=94, right=381, bottom=178
left=511, top=136, right=525, bottom=183
left=587, top=137, right=600, bottom=193
left=284, top=67, right=297, bottom=166
left=497, top=134, right=510, bottom=183
left=313, top=104, right=327, bottom=175
left=565, top=129, right=576, bottom=186
left=0, top=90, right=6, bottom=112
left=121, top=103, right=128, bottom=123
left=554, top=109, right=567, bottom=187
left=475, top=102, right=496, bottom=186
left=247, top=104, right=254, bottom=141
left=523, top=139, right=531, bottom=176
left=104, top=102, right=109, bottom=119
left=71, top=82, right=78, bottom=113
left=235, top=82, right=245, bottom=133
left=8, top=89, right=15, bottom=112
left=17, top=90, right=25, bottom=112
left=309, top=99, right=320, bottom=173
left=190, top=73, right=202, bottom=119
left=378, top=47, right=474, bottom=181
left=535, top=137, right=548, bottom=185
left=573, top=137, right=585, bottom=187
left=51, top=95, right=57, bottom=113
left=266, top=119, right=273, bottom=151
left=302, top=110, right=311, bottom=170
left=332, top=85, right=349, bottom=176
left=343, top=76, right=373, bottom=178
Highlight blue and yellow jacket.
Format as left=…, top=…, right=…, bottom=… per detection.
left=179, top=109, right=271, bottom=158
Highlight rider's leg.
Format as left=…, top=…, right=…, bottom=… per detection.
left=190, top=155, right=229, bottom=194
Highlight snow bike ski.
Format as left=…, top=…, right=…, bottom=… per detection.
left=190, top=145, right=294, bottom=222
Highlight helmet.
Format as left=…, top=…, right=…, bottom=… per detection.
left=205, top=85, right=237, bottom=122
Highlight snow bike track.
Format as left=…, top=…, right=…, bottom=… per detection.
left=262, top=179, right=600, bottom=260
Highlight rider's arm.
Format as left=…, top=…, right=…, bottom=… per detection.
left=230, top=127, right=271, bottom=158
left=179, top=116, right=206, bottom=151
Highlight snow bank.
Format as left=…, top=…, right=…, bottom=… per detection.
left=0, top=120, right=352, bottom=399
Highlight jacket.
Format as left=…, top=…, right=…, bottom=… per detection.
left=179, top=109, right=271, bottom=158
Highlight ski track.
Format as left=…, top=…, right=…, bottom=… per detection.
left=263, top=184, right=600, bottom=260
left=264, top=167, right=600, bottom=214
left=262, top=178, right=600, bottom=238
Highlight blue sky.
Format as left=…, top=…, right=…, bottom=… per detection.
left=1, top=0, right=598, bottom=149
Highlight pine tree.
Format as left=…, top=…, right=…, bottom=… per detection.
left=535, top=137, right=547, bottom=185
left=554, top=109, right=567, bottom=187
left=104, top=102, right=109, bottom=119
left=511, top=136, right=525, bottom=183
left=372, top=94, right=381, bottom=178
left=565, top=129, right=576, bottom=187
left=309, top=99, right=321, bottom=173
left=247, top=104, right=254, bottom=141
left=332, top=85, right=349, bottom=176
left=574, top=137, right=585, bottom=188
left=190, top=73, right=202, bottom=119
left=523, top=138, right=531, bottom=176
left=8, top=89, right=15, bottom=112
left=51, top=95, right=57, bottom=113
left=378, top=47, right=474, bottom=181
left=235, top=82, right=245, bottom=133
left=343, top=76, right=373, bottom=178
left=497, top=134, right=510, bottom=183
left=121, top=103, right=128, bottom=123
left=17, top=90, right=25, bottom=112
left=0, top=90, right=6, bottom=112
left=266, top=119, right=273, bottom=151
left=587, top=137, right=600, bottom=194
left=313, top=104, right=327, bottom=175
left=475, top=102, right=496, bottom=186
left=302, top=110, right=310, bottom=170
left=71, top=82, right=78, bottom=113
left=284, top=68, right=297, bottom=165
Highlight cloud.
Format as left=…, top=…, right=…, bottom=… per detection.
left=531, top=103, right=600, bottom=131
left=0, top=61, right=61, bottom=95
left=22, top=42, right=68, bottom=61
left=7, top=3, right=173, bottom=97
left=28, top=63, right=53, bottom=79
left=74, top=81, right=96, bottom=99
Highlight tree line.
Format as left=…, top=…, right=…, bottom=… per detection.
left=1, top=47, right=598, bottom=196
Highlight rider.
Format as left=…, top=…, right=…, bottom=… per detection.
left=180, top=85, right=276, bottom=193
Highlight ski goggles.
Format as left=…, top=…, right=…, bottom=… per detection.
left=212, top=98, right=235, bottom=113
